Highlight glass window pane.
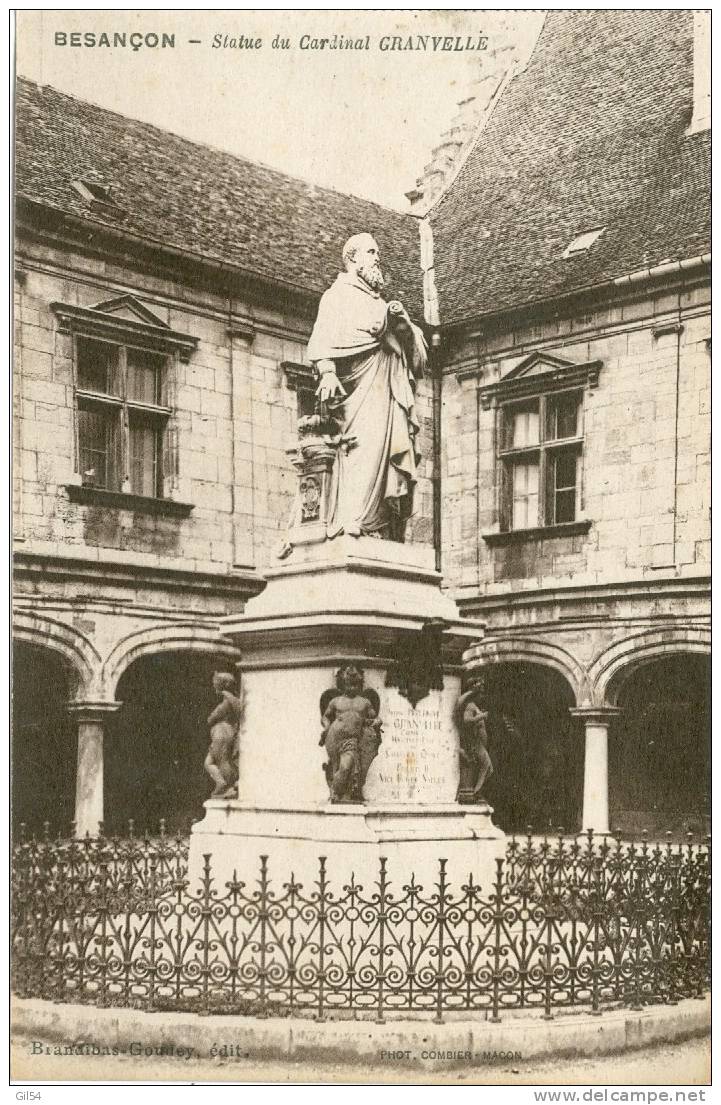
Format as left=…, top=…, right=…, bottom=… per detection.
left=127, top=348, right=162, bottom=405
left=555, top=489, right=576, bottom=523
left=555, top=450, right=577, bottom=489
left=553, top=449, right=577, bottom=523
left=512, top=405, right=539, bottom=447
left=78, top=407, right=117, bottom=488
left=77, top=338, right=119, bottom=395
left=512, top=460, right=539, bottom=529
left=129, top=420, right=158, bottom=497
left=549, top=393, right=579, bottom=440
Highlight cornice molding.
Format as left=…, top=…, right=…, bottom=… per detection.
left=51, top=300, right=199, bottom=361
left=17, top=198, right=321, bottom=319
left=13, top=548, right=264, bottom=597
left=478, top=360, right=602, bottom=409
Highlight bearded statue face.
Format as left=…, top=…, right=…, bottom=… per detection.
left=344, top=234, right=385, bottom=292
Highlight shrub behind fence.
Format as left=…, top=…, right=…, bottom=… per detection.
left=11, top=825, right=710, bottom=1022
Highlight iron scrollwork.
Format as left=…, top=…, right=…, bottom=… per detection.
left=11, top=824, right=710, bottom=1020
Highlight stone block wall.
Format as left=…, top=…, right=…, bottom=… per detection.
left=441, top=282, right=711, bottom=597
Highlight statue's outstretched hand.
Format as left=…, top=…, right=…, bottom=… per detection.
left=388, top=300, right=411, bottom=325
left=316, top=372, right=347, bottom=403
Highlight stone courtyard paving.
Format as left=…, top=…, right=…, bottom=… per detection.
left=12, top=1032, right=710, bottom=1085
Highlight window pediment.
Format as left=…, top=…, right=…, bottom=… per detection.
left=89, top=294, right=169, bottom=327
left=479, top=351, right=602, bottom=409
left=51, top=295, right=199, bottom=362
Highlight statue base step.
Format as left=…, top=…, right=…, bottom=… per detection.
left=188, top=800, right=506, bottom=894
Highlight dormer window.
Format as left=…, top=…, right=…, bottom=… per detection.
left=70, top=177, right=126, bottom=219
left=562, top=227, right=605, bottom=259
left=71, top=177, right=115, bottom=203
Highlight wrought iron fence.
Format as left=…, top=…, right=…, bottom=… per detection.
left=11, top=824, right=709, bottom=1022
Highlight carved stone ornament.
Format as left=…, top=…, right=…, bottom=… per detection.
left=299, top=475, right=322, bottom=522
left=277, top=407, right=353, bottom=558
left=385, top=620, right=445, bottom=709
left=319, top=663, right=383, bottom=803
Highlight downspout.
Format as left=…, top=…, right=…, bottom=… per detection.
left=227, top=292, right=238, bottom=563
left=430, top=335, right=442, bottom=575
left=672, top=313, right=681, bottom=564
left=419, top=218, right=442, bottom=573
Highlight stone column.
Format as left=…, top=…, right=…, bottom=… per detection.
left=570, top=706, right=620, bottom=834
left=67, top=703, right=120, bottom=837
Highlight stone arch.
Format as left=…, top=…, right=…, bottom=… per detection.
left=463, top=636, right=589, bottom=705
left=589, top=626, right=711, bottom=707
left=101, top=623, right=241, bottom=701
left=12, top=610, right=101, bottom=699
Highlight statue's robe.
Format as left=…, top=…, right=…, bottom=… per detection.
left=307, top=272, right=427, bottom=537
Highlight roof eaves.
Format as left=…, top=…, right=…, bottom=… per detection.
left=16, top=193, right=324, bottom=304
left=442, top=252, right=711, bottom=333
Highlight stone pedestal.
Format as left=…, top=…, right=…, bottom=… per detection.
left=190, top=802, right=501, bottom=894
left=189, top=539, right=504, bottom=891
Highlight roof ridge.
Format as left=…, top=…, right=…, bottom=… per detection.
left=15, top=74, right=417, bottom=220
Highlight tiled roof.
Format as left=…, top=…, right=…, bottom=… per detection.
left=14, top=78, right=423, bottom=318
left=430, top=10, right=711, bottom=326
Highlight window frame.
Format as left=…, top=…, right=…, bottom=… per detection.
left=74, top=333, right=172, bottom=499
left=478, top=352, right=601, bottom=547
left=281, top=359, right=317, bottom=418
left=498, top=388, right=584, bottom=533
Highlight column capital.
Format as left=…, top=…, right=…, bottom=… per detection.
left=570, top=706, right=621, bottom=724
left=67, top=701, right=122, bottom=723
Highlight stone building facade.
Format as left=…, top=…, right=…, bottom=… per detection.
left=13, top=11, right=710, bottom=839
left=429, top=10, right=710, bottom=835
left=13, top=79, right=433, bottom=835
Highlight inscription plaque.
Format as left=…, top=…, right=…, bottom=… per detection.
left=364, top=686, right=459, bottom=804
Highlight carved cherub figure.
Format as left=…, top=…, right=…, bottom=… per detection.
left=205, top=671, right=243, bottom=799
left=454, top=676, right=493, bottom=804
left=319, top=663, right=382, bottom=803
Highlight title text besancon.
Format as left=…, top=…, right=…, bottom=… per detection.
left=54, top=32, right=175, bottom=50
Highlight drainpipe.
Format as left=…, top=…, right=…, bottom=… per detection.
left=672, top=310, right=682, bottom=564
left=430, top=333, right=442, bottom=573
left=419, top=218, right=443, bottom=573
